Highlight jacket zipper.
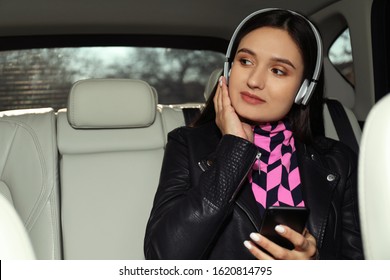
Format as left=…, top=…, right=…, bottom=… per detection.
left=228, top=150, right=261, bottom=203
left=234, top=150, right=262, bottom=231
left=256, top=151, right=261, bottom=174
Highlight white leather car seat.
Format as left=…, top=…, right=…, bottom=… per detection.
left=57, top=79, right=164, bottom=259
left=0, top=108, right=62, bottom=259
left=158, top=105, right=186, bottom=145
left=358, top=93, right=390, bottom=259
left=0, top=192, right=36, bottom=259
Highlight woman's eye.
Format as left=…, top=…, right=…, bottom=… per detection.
left=271, top=68, right=285, bottom=76
left=239, top=58, right=252, bottom=65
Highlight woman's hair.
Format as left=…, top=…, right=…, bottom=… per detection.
left=192, top=9, right=325, bottom=143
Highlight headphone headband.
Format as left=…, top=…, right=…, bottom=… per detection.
left=223, top=8, right=323, bottom=105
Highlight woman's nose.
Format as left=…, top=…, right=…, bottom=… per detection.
left=247, top=67, right=265, bottom=90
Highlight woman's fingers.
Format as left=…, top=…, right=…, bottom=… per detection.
left=302, top=229, right=318, bottom=259
left=247, top=232, right=291, bottom=260
left=213, top=79, right=221, bottom=112
left=273, top=225, right=317, bottom=259
left=214, top=76, right=229, bottom=111
left=243, top=237, right=274, bottom=260
left=214, top=76, right=233, bottom=133
left=278, top=226, right=316, bottom=256
left=244, top=227, right=318, bottom=260
left=219, top=76, right=231, bottom=108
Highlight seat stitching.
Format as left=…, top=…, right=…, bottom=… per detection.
left=0, top=119, right=49, bottom=231
left=0, top=120, right=18, bottom=202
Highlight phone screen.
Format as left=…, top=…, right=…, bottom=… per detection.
left=259, top=206, right=309, bottom=250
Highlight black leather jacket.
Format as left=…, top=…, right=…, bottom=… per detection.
left=144, top=122, right=364, bottom=260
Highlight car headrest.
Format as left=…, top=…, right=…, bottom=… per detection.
left=358, top=93, right=390, bottom=259
left=203, top=68, right=223, bottom=100
left=67, top=79, right=157, bottom=129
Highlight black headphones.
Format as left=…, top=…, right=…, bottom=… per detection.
left=223, top=8, right=323, bottom=105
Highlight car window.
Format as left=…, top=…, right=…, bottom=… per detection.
left=328, top=28, right=355, bottom=86
left=0, top=47, right=225, bottom=111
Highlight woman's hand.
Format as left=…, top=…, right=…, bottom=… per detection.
left=214, top=76, right=253, bottom=142
left=244, top=226, right=318, bottom=260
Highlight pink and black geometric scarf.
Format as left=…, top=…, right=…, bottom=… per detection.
left=248, top=121, right=305, bottom=217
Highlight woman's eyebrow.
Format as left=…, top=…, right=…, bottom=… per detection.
left=236, top=48, right=256, bottom=56
left=270, top=57, right=296, bottom=69
left=237, top=48, right=296, bottom=70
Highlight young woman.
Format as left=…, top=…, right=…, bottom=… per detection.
left=144, top=9, right=364, bottom=260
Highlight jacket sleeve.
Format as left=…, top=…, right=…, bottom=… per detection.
left=144, top=128, right=258, bottom=259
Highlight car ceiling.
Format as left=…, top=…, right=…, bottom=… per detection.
left=0, top=0, right=340, bottom=40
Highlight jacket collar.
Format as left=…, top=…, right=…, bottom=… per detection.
left=295, top=140, right=339, bottom=248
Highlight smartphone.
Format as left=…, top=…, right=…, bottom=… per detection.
left=259, top=206, right=309, bottom=250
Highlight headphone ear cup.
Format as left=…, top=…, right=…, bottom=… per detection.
left=295, top=79, right=309, bottom=104
left=302, top=81, right=317, bottom=105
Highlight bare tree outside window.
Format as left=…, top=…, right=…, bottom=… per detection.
left=0, top=47, right=225, bottom=111
left=329, top=28, right=355, bottom=86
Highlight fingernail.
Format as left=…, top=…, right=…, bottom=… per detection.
left=275, top=225, right=285, bottom=234
left=219, top=76, right=223, bottom=87
left=250, top=232, right=261, bottom=242
left=243, top=240, right=252, bottom=249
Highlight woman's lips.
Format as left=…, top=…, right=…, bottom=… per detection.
left=240, top=92, right=265, bottom=105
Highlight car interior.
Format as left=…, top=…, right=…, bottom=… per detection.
left=0, top=0, right=389, bottom=260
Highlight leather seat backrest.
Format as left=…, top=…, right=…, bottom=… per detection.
left=57, top=79, right=164, bottom=259
left=158, top=105, right=186, bottom=145
left=0, top=192, right=36, bottom=259
left=358, top=93, right=390, bottom=259
left=0, top=108, right=62, bottom=259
